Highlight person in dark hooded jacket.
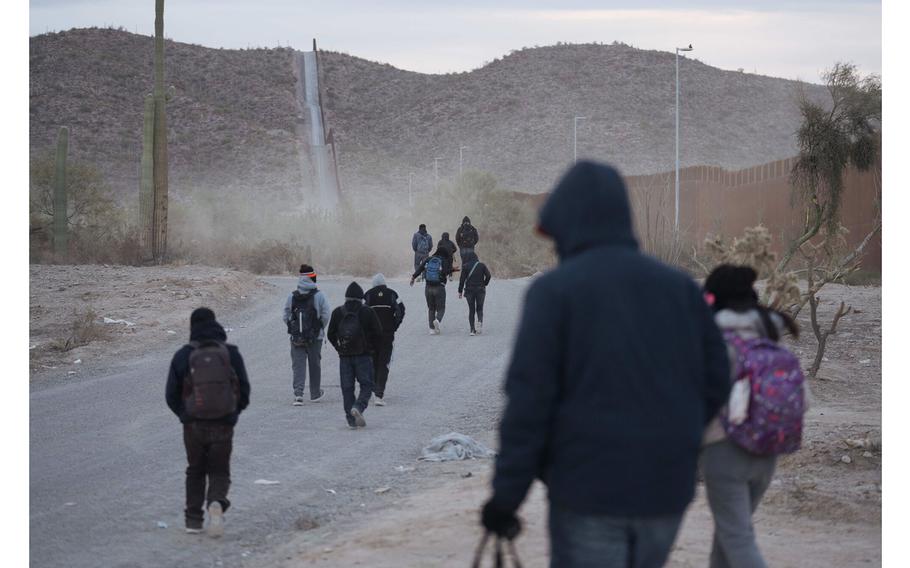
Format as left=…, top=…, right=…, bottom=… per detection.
left=166, top=307, right=251, bottom=536
left=327, top=282, right=384, bottom=428
left=455, top=216, right=479, bottom=263
left=480, top=161, right=731, bottom=567
left=437, top=232, right=458, bottom=276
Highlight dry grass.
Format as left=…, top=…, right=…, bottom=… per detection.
left=50, top=307, right=109, bottom=352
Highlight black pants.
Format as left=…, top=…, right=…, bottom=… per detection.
left=183, top=422, right=233, bottom=527
left=372, top=334, right=395, bottom=398
left=464, top=287, right=486, bottom=331
left=425, top=284, right=446, bottom=327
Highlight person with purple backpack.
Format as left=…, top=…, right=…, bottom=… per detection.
left=701, top=264, right=807, bottom=568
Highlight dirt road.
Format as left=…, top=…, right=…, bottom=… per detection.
left=29, top=271, right=880, bottom=567
left=29, top=275, right=526, bottom=567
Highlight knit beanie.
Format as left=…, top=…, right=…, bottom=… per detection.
left=372, top=273, right=387, bottom=288
left=345, top=281, right=364, bottom=301
left=190, top=307, right=216, bottom=329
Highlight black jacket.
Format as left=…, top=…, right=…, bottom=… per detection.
left=327, top=300, right=384, bottom=356
left=364, top=285, right=405, bottom=336
left=437, top=237, right=457, bottom=259
left=456, top=222, right=479, bottom=248
left=458, top=258, right=491, bottom=294
left=165, top=321, right=251, bottom=426
left=491, top=161, right=730, bottom=517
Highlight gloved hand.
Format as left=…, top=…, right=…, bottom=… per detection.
left=481, top=498, right=522, bottom=540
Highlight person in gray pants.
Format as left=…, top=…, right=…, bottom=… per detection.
left=283, top=265, right=331, bottom=405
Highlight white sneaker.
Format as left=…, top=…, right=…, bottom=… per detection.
left=477, top=320, right=483, bottom=334
left=432, top=319, right=441, bottom=334
left=293, top=396, right=304, bottom=406
left=185, top=526, right=203, bottom=534
left=375, top=397, right=386, bottom=407
left=350, top=407, right=366, bottom=427
left=309, top=389, right=325, bottom=403
left=207, top=501, right=224, bottom=538
left=470, top=330, right=476, bottom=336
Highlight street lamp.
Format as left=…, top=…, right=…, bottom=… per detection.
left=408, top=171, right=415, bottom=207
left=675, top=44, right=693, bottom=233
left=574, top=116, right=586, bottom=163
left=459, top=145, right=469, bottom=178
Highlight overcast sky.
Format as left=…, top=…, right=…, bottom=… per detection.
left=29, top=1, right=881, bottom=82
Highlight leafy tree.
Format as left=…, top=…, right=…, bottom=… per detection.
left=779, top=62, right=881, bottom=271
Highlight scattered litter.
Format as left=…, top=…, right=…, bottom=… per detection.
left=73, top=359, right=82, bottom=365
left=254, top=479, right=281, bottom=485
left=29, top=344, right=38, bottom=350
left=157, top=521, right=168, bottom=529
left=103, top=317, right=135, bottom=326
left=360, top=503, right=365, bottom=507
left=394, top=465, right=415, bottom=473
left=241, top=551, right=251, bottom=558
left=845, top=438, right=872, bottom=449
left=859, top=359, right=872, bottom=365
left=418, top=432, right=496, bottom=462
left=324, top=488, right=337, bottom=495
left=241, top=296, right=247, bottom=299
left=67, top=371, right=76, bottom=376
left=64, top=502, right=76, bottom=507
left=461, top=471, right=473, bottom=478
left=374, top=487, right=391, bottom=494
left=840, top=455, right=853, bottom=464
left=166, top=330, right=177, bottom=335
left=323, top=548, right=333, bottom=554
left=863, top=451, right=873, bottom=458
left=225, top=328, right=234, bottom=332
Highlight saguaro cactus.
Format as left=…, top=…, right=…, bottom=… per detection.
left=152, top=0, right=169, bottom=261
left=139, top=94, right=155, bottom=256
left=53, top=126, right=69, bottom=257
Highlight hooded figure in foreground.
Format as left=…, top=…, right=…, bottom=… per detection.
left=481, top=161, right=731, bottom=567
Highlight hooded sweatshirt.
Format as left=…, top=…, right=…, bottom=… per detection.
left=165, top=319, right=251, bottom=426
left=491, top=161, right=731, bottom=517
left=365, top=274, right=405, bottom=336
left=327, top=282, right=384, bottom=355
left=283, top=275, right=331, bottom=341
left=456, top=216, right=479, bottom=248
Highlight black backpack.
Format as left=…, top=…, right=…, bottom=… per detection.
left=182, top=340, right=239, bottom=420
left=289, top=290, right=321, bottom=347
left=336, top=306, right=366, bottom=356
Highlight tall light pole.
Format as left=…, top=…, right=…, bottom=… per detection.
left=573, top=116, right=586, bottom=163
left=459, top=145, right=469, bottom=178
left=675, top=44, right=693, bottom=232
left=408, top=171, right=415, bottom=207
left=433, top=157, right=442, bottom=191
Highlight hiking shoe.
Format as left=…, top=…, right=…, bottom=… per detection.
left=346, top=414, right=357, bottom=429
left=207, top=501, right=224, bottom=538
left=185, top=522, right=203, bottom=534
left=310, top=389, right=325, bottom=403
left=470, top=330, right=476, bottom=336
left=432, top=319, right=441, bottom=334
left=375, top=397, right=386, bottom=407
left=293, top=396, right=304, bottom=406
left=350, top=407, right=366, bottom=428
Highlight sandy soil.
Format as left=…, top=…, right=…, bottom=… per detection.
left=255, top=282, right=881, bottom=567
left=29, top=264, right=270, bottom=381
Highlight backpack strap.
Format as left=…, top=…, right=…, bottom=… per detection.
left=466, top=261, right=480, bottom=283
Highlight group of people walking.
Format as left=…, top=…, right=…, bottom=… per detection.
left=164, top=161, right=807, bottom=568
left=411, top=217, right=491, bottom=335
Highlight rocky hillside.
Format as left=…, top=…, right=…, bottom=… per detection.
left=30, top=29, right=827, bottom=205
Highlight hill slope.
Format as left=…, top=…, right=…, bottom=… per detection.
left=30, top=30, right=827, bottom=205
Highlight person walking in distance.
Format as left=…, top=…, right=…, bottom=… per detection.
left=437, top=231, right=459, bottom=277
left=455, top=216, right=479, bottom=264
left=166, top=308, right=251, bottom=538
left=411, top=224, right=434, bottom=278
left=327, top=282, right=384, bottom=428
left=458, top=251, right=491, bottom=336
left=479, top=161, right=731, bottom=567
left=411, top=247, right=452, bottom=335
left=701, top=264, right=807, bottom=568
left=283, top=265, right=331, bottom=405
left=364, top=273, right=406, bottom=406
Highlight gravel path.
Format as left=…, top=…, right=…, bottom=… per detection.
left=30, top=275, right=527, bottom=568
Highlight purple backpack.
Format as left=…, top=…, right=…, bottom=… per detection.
left=721, top=332, right=805, bottom=455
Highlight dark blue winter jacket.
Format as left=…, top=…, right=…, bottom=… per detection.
left=491, top=161, right=731, bottom=517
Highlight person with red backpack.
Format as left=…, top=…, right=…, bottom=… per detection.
left=410, top=247, right=452, bottom=335
left=283, top=264, right=331, bottom=405
left=166, top=307, right=251, bottom=537
left=701, top=264, right=807, bottom=568
left=327, top=282, right=384, bottom=429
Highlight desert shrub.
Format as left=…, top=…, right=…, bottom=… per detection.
left=51, top=307, right=109, bottom=351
